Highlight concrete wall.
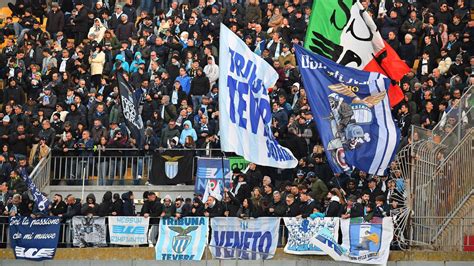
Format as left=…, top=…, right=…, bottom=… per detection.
left=1, top=248, right=473, bottom=264
left=0, top=260, right=473, bottom=266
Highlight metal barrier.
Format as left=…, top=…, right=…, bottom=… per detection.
left=411, top=217, right=474, bottom=251
left=49, top=148, right=227, bottom=185
left=50, top=154, right=154, bottom=185
left=393, top=86, right=474, bottom=249
left=29, top=152, right=52, bottom=192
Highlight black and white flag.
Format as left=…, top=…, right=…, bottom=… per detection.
left=117, top=73, right=144, bottom=143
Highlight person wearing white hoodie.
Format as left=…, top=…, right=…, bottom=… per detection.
left=204, top=55, right=219, bottom=88
left=88, top=18, right=107, bottom=43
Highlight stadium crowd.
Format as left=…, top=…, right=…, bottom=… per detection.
left=0, top=0, right=472, bottom=221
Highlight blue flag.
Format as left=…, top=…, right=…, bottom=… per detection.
left=20, top=169, right=50, bottom=215
left=295, top=45, right=400, bottom=175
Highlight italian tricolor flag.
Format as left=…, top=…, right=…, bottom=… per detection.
left=304, top=0, right=409, bottom=107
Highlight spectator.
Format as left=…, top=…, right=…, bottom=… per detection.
left=81, top=193, right=98, bottom=215
left=97, top=191, right=113, bottom=216
left=50, top=194, right=67, bottom=216
left=325, top=188, right=343, bottom=217
left=121, top=191, right=135, bottom=216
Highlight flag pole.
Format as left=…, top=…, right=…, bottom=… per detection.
left=81, top=166, right=86, bottom=202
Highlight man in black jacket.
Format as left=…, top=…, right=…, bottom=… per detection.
left=267, top=191, right=286, bottom=217
left=285, top=194, right=301, bottom=217
left=63, top=195, right=81, bottom=221
left=141, top=192, right=163, bottom=217
left=204, top=195, right=223, bottom=217
left=45, top=3, right=65, bottom=38
left=73, top=1, right=90, bottom=45
left=50, top=194, right=67, bottom=216
left=299, top=191, right=320, bottom=218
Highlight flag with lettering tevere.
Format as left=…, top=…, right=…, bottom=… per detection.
left=304, top=0, right=409, bottom=107
left=218, top=24, right=297, bottom=168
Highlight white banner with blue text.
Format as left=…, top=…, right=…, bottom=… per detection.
left=210, top=217, right=280, bottom=260
left=108, top=216, right=149, bottom=245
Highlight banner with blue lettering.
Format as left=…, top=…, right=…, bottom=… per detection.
left=210, top=217, right=280, bottom=260
left=283, top=217, right=339, bottom=255
left=108, top=216, right=149, bottom=245
left=218, top=24, right=297, bottom=169
left=312, top=217, right=394, bottom=264
left=195, top=157, right=231, bottom=196
left=295, top=45, right=400, bottom=175
left=9, top=216, right=61, bottom=261
left=156, top=217, right=209, bottom=260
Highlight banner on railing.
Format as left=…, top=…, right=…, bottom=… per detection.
left=151, top=150, right=194, bottom=185
left=195, top=157, right=231, bottom=196
left=156, top=217, right=209, bottom=260
left=283, top=217, right=339, bottom=255
left=72, top=216, right=107, bottom=247
left=312, top=217, right=394, bottom=265
left=210, top=217, right=280, bottom=260
left=9, top=216, right=61, bottom=261
left=108, top=216, right=149, bottom=245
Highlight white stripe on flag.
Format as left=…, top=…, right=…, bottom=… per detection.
left=368, top=73, right=387, bottom=174
left=375, top=77, right=397, bottom=175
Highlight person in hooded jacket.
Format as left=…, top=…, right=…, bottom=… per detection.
left=81, top=193, right=99, bottom=215
left=203, top=55, right=219, bottom=87
left=121, top=191, right=135, bottom=216
left=179, top=120, right=197, bottom=145
left=189, top=197, right=205, bottom=216
left=97, top=191, right=113, bottom=216
left=88, top=18, right=107, bottom=43
left=130, top=51, right=145, bottom=73
left=111, top=193, right=123, bottom=216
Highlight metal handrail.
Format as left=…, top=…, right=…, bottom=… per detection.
left=29, top=151, right=52, bottom=192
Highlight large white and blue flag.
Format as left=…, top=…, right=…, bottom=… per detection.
left=210, top=217, right=280, bottom=260
left=219, top=24, right=297, bottom=168
left=312, top=217, right=394, bottom=264
left=156, top=217, right=209, bottom=260
left=295, top=45, right=400, bottom=175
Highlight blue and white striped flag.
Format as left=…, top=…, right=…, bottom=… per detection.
left=156, top=217, right=209, bottom=260
left=295, top=45, right=400, bottom=175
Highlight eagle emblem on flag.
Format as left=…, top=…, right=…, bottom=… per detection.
left=162, top=155, right=184, bottom=179
left=169, top=226, right=198, bottom=254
